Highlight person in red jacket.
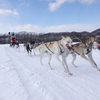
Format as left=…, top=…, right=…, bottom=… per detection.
left=9, top=32, right=16, bottom=46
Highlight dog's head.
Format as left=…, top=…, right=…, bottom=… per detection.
left=87, top=37, right=96, bottom=45
left=61, top=36, right=72, bottom=50
left=92, top=37, right=100, bottom=50
left=97, top=45, right=100, bottom=50
left=93, top=41, right=100, bottom=50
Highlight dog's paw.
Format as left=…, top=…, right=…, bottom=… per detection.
left=68, top=73, right=73, bottom=75
left=93, top=66, right=96, bottom=68
left=64, top=71, right=73, bottom=75
left=97, top=69, right=100, bottom=71
left=50, top=68, right=54, bottom=70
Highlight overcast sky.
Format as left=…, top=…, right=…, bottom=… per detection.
left=0, top=0, right=100, bottom=34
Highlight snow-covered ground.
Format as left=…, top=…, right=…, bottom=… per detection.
left=0, top=44, right=100, bottom=100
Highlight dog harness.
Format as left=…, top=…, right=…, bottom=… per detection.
left=85, top=42, right=93, bottom=54
left=58, top=44, right=65, bottom=55
left=45, top=43, right=65, bottom=55
left=71, top=42, right=93, bottom=55
left=45, top=43, right=54, bottom=54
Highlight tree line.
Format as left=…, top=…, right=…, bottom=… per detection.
left=0, top=30, right=99, bottom=44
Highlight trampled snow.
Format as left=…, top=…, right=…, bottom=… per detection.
left=0, top=44, right=100, bottom=100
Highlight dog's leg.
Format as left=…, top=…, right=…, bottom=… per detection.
left=48, top=53, right=53, bottom=70
left=27, top=49, right=29, bottom=55
left=55, top=55, right=63, bottom=64
left=55, top=55, right=64, bottom=67
left=55, top=55, right=72, bottom=75
left=39, top=50, right=44, bottom=65
left=30, top=49, right=32, bottom=56
left=71, top=52, right=78, bottom=68
left=34, top=52, right=36, bottom=56
left=62, top=55, right=73, bottom=75
left=81, top=54, right=99, bottom=70
left=88, top=52, right=97, bottom=66
left=33, top=48, right=36, bottom=56
left=88, top=52, right=100, bottom=71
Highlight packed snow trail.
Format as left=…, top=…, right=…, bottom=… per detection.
left=0, top=44, right=100, bottom=100
left=0, top=46, right=28, bottom=100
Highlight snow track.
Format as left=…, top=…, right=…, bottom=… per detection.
left=0, top=44, right=100, bottom=100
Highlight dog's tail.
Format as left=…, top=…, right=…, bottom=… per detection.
left=34, top=44, right=43, bottom=52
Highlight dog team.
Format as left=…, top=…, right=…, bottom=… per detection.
left=24, top=36, right=100, bottom=75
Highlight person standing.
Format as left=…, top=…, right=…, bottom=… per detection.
left=8, top=32, right=16, bottom=46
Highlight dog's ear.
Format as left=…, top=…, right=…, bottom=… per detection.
left=62, top=36, right=65, bottom=39
left=94, top=37, right=99, bottom=42
left=89, top=37, right=94, bottom=42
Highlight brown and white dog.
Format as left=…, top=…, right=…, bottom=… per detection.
left=34, top=36, right=73, bottom=75
left=70, top=37, right=100, bottom=71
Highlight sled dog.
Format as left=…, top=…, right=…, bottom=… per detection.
left=34, top=36, right=73, bottom=75
left=15, top=42, right=19, bottom=48
left=25, top=42, right=32, bottom=55
left=14, top=42, right=20, bottom=51
left=70, top=37, right=100, bottom=71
